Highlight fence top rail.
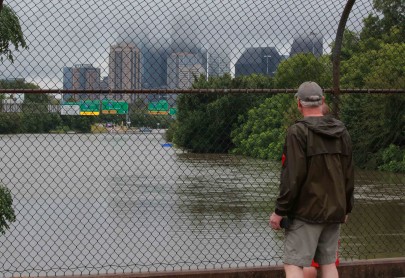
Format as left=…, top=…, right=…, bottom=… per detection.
left=0, top=88, right=404, bottom=94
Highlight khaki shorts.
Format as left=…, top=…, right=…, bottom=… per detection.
left=283, top=219, right=340, bottom=267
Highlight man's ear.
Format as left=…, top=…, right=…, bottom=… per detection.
left=297, top=99, right=302, bottom=108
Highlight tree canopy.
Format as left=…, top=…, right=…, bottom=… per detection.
left=0, top=4, right=27, bottom=62
left=361, top=0, right=405, bottom=43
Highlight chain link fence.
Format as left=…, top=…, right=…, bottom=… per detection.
left=1, top=0, right=405, bottom=277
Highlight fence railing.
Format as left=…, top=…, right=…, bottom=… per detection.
left=0, top=0, right=404, bottom=276
left=0, top=91, right=404, bottom=277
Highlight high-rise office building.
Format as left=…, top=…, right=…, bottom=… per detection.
left=100, top=76, right=109, bottom=90
left=141, top=46, right=168, bottom=89
left=62, top=64, right=101, bottom=102
left=166, top=52, right=205, bottom=106
left=108, top=42, right=141, bottom=103
left=140, top=45, right=170, bottom=103
left=235, top=47, right=281, bottom=77
left=208, top=49, right=231, bottom=77
left=167, top=52, right=205, bottom=89
left=99, top=76, right=109, bottom=100
left=289, top=33, right=323, bottom=57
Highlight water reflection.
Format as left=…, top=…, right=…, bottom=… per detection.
left=0, top=134, right=404, bottom=277
left=341, top=169, right=405, bottom=259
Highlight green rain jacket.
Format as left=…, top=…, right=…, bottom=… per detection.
left=275, top=115, right=354, bottom=223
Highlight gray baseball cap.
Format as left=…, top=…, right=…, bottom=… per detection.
left=295, top=81, right=323, bottom=102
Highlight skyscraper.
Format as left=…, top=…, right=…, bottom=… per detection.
left=235, top=47, right=281, bottom=77
left=208, top=49, right=231, bottom=77
left=289, top=33, right=323, bottom=57
left=166, top=52, right=205, bottom=106
left=140, top=45, right=170, bottom=103
left=108, top=42, right=141, bottom=103
left=167, top=52, right=205, bottom=89
left=62, top=64, right=101, bottom=102
left=141, top=46, right=168, bottom=89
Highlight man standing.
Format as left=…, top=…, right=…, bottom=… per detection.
left=269, top=81, right=354, bottom=278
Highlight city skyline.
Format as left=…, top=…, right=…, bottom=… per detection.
left=62, top=32, right=324, bottom=104
left=1, top=0, right=374, bottom=89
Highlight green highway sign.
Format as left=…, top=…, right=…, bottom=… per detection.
left=101, top=100, right=128, bottom=114
left=61, top=100, right=128, bottom=116
left=80, top=100, right=100, bottom=116
left=169, top=108, right=177, bottom=115
left=148, top=100, right=169, bottom=114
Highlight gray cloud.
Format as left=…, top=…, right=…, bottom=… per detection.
left=1, top=0, right=374, bottom=89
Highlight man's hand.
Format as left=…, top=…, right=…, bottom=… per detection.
left=269, top=212, right=283, bottom=230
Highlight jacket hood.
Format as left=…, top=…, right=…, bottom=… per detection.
left=296, top=115, right=346, bottom=138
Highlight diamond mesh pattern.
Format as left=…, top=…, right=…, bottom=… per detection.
left=0, top=0, right=404, bottom=277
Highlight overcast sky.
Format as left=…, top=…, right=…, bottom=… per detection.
left=1, top=0, right=374, bottom=89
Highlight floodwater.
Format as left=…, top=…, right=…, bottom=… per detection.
left=0, top=133, right=404, bottom=277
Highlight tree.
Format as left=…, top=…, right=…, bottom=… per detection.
left=274, top=53, right=332, bottom=88
left=361, top=0, right=405, bottom=43
left=169, top=74, right=273, bottom=153
left=0, top=183, right=16, bottom=235
left=0, top=3, right=27, bottom=62
left=341, top=42, right=405, bottom=92
left=334, top=0, right=405, bottom=172
left=231, top=94, right=294, bottom=160
left=340, top=43, right=405, bottom=170
left=330, top=29, right=362, bottom=62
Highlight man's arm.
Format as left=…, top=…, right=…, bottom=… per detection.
left=271, top=125, right=307, bottom=229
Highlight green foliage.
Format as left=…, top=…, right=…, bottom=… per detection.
left=340, top=42, right=405, bottom=170
left=21, top=113, right=62, bottom=133
left=361, top=0, right=405, bottom=43
left=0, top=5, right=27, bottom=62
left=341, top=73, right=405, bottom=171
left=0, top=184, right=16, bottom=235
left=59, top=116, right=94, bottom=133
left=169, top=74, right=271, bottom=153
left=341, top=43, right=405, bottom=89
left=229, top=53, right=332, bottom=161
left=0, top=113, right=22, bottom=133
left=337, top=0, right=405, bottom=173
left=378, top=145, right=405, bottom=173
left=173, top=92, right=256, bottom=153
left=0, top=79, right=39, bottom=89
left=0, top=79, right=40, bottom=103
left=363, top=44, right=405, bottom=89
left=330, top=29, right=362, bottom=62
left=138, top=113, right=172, bottom=129
left=274, top=54, right=332, bottom=88
left=231, top=94, right=294, bottom=159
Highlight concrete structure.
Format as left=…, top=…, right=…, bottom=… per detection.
left=235, top=47, right=282, bottom=77
left=290, top=32, right=323, bottom=57
left=108, top=42, right=142, bottom=103
left=62, top=64, right=101, bottom=102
